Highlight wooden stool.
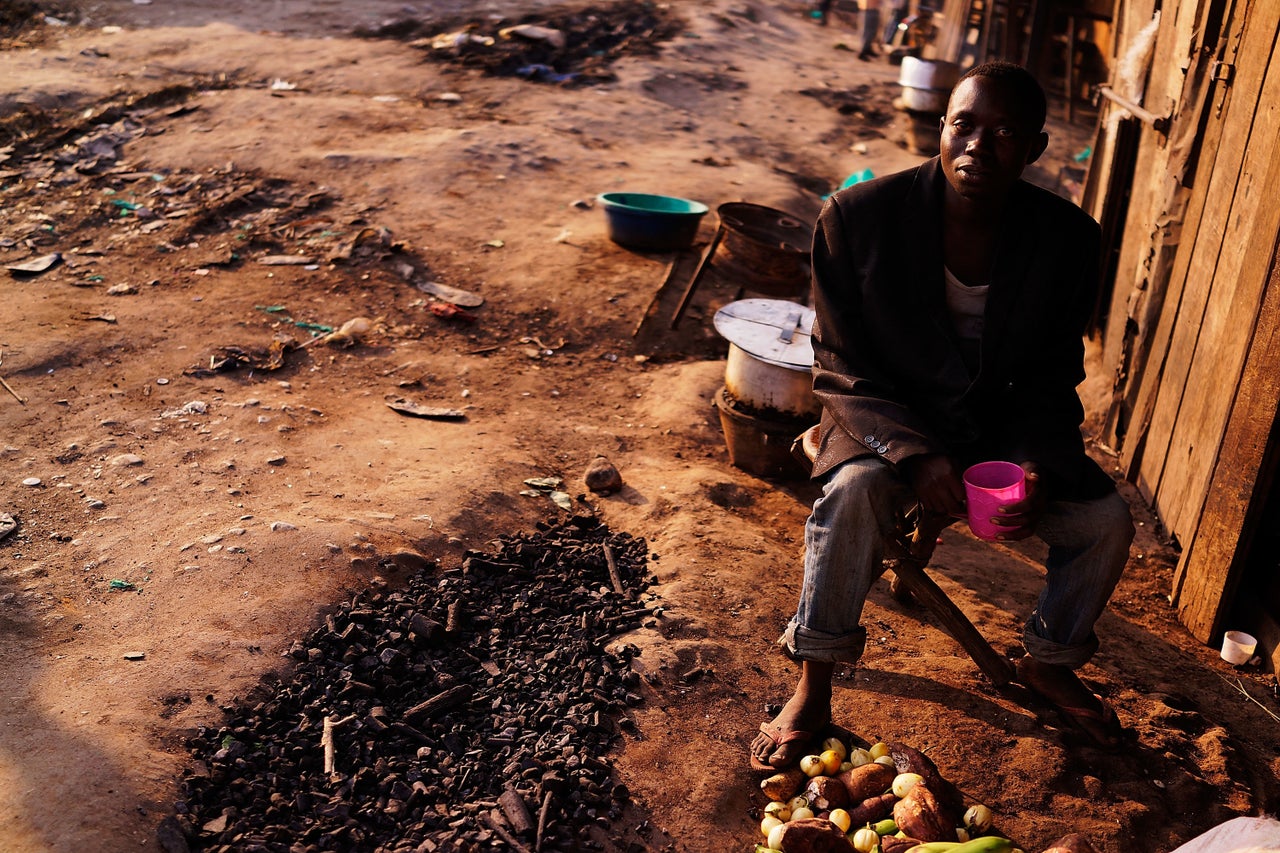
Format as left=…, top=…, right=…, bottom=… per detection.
left=795, top=425, right=1015, bottom=686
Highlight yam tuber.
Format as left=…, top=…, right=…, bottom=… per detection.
left=880, top=837, right=924, bottom=853
left=803, top=775, right=851, bottom=811
left=888, top=741, right=964, bottom=817
left=893, top=782, right=955, bottom=843
left=843, top=791, right=897, bottom=826
left=1041, top=834, right=1100, bottom=853
left=778, top=818, right=855, bottom=853
left=836, top=761, right=896, bottom=802
left=760, top=767, right=806, bottom=801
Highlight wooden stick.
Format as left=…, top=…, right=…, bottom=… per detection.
left=498, top=788, right=534, bottom=836
left=482, top=810, right=534, bottom=853
left=402, top=684, right=474, bottom=722
left=0, top=376, right=25, bottom=405
left=321, top=714, right=356, bottom=775
left=603, top=543, right=625, bottom=595
left=535, top=791, right=553, bottom=853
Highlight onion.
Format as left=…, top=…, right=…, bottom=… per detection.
left=847, top=748, right=873, bottom=768
left=761, top=815, right=784, bottom=838
left=873, top=755, right=896, bottom=768
left=790, top=806, right=815, bottom=822
left=850, top=826, right=880, bottom=852
left=828, top=808, right=852, bottom=832
left=820, top=737, right=848, bottom=760
left=788, top=795, right=810, bottom=813
left=891, top=772, right=924, bottom=798
left=764, top=801, right=791, bottom=822
left=768, top=822, right=787, bottom=851
left=869, top=742, right=891, bottom=760
left=964, top=804, right=994, bottom=833
left=799, top=754, right=825, bottom=777
left=819, top=749, right=843, bottom=776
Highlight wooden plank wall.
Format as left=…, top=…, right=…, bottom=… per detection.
left=1147, top=16, right=1280, bottom=538
left=1113, top=0, right=1244, bottom=494
left=1096, top=0, right=1202, bottom=419
left=1088, top=0, right=1280, bottom=640
left=1174, top=218, right=1280, bottom=642
left=1169, top=52, right=1280, bottom=640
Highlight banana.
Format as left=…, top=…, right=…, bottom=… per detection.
left=908, top=838, right=1015, bottom=853
left=949, top=837, right=1017, bottom=853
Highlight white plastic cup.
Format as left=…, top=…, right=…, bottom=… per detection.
left=962, top=461, right=1026, bottom=540
left=1220, top=631, right=1257, bottom=665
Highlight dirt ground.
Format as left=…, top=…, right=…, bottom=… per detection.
left=2, top=1, right=1279, bottom=851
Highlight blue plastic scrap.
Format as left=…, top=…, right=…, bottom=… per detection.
left=516, top=64, right=578, bottom=83
left=822, top=168, right=875, bottom=200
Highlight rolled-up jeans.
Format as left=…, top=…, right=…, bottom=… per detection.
left=781, top=457, right=1134, bottom=669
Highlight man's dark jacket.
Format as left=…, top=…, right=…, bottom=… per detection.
left=807, top=156, right=1115, bottom=501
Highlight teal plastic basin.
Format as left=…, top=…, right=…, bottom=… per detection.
left=598, top=192, right=709, bottom=250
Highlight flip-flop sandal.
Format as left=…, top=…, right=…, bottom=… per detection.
left=750, top=722, right=819, bottom=772
left=1051, top=694, right=1129, bottom=747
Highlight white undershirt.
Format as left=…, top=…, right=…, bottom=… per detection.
left=944, top=266, right=987, bottom=375
left=944, top=265, right=988, bottom=341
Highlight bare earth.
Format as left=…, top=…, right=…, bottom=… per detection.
left=2, top=2, right=1278, bottom=851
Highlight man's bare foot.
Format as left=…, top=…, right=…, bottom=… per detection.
left=1015, top=656, right=1124, bottom=747
left=751, top=662, right=833, bottom=770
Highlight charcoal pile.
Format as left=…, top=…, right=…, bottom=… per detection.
left=405, top=3, right=684, bottom=86
left=174, top=516, right=661, bottom=852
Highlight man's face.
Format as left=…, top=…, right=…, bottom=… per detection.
left=939, top=76, right=1048, bottom=203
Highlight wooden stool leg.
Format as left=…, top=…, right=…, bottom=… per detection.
left=670, top=223, right=724, bottom=329
left=886, top=509, right=1016, bottom=686
left=889, top=557, right=1015, bottom=686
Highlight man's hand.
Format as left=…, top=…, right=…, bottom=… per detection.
left=902, top=453, right=966, bottom=518
left=988, top=463, right=1047, bottom=540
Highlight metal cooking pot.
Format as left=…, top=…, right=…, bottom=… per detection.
left=898, top=56, right=960, bottom=92
left=900, top=86, right=950, bottom=114
left=713, top=299, right=819, bottom=419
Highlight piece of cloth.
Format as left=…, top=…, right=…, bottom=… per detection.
left=1168, top=817, right=1280, bottom=853
left=782, top=457, right=1133, bottom=665
left=806, top=157, right=1116, bottom=502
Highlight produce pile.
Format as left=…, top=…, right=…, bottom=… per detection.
left=752, top=735, right=1098, bottom=853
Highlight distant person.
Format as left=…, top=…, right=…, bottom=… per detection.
left=815, top=0, right=882, bottom=60
left=750, top=62, right=1135, bottom=772
left=856, top=0, right=882, bottom=59
left=882, top=2, right=908, bottom=44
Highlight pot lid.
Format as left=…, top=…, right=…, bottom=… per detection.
left=713, top=298, right=815, bottom=371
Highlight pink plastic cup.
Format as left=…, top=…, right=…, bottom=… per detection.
left=963, top=461, right=1027, bottom=540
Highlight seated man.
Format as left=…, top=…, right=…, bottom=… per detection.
left=751, top=62, right=1135, bottom=770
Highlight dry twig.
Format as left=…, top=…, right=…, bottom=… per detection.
left=1215, top=671, right=1280, bottom=723
left=603, top=543, right=625, bottom=595
left=321, top=713, right=357, bottom=774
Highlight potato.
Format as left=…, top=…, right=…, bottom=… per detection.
left=759, top=767, right=806, bottom=802
left=778, top=818, right=854, bottom=853
left=892, top=782, right=955, bottom=843
left=803, top=775, right=851, bottom=811
left=836, top=761, right=896, bottom=802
